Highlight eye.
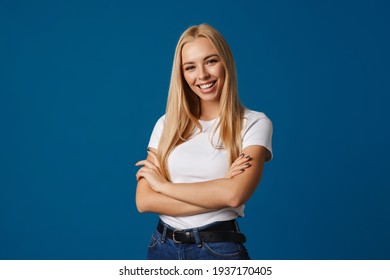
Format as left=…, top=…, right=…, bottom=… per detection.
left=206, top=59, right=218, bottom=65
left=184, top=65, right=195, bottom=71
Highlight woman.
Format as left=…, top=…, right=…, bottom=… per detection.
left=135, top=23, right=272, bottom=260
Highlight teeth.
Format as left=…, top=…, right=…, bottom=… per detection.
left=199, top=82, right=215, bottom=89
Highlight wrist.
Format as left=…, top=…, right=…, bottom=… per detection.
left=158, top=181, right=172, bottom=195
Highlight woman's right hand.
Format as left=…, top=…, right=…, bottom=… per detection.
left=224, top=153, right=252, bottom=179
left=135, top=148, right=167, bottom=193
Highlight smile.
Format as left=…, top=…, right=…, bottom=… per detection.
left=197, top=81, right=216, bottom=89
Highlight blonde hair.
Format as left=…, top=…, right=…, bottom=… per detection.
left=158, top=23, right=244, bottom=180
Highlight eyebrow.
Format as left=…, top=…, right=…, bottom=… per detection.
left=182, top=54, right=220, bottom=66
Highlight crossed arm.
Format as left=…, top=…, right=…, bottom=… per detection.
left=135, top=145, right=268, bottom=216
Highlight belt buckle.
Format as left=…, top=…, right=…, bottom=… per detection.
left=172, top=230, right=183, bottom=243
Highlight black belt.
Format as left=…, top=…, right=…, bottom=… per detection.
left=157, top=220, right=246, bottom=243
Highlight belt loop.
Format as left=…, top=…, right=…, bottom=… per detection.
left=161, top=223, right=167, bottom=243
left=192, top=228, right=202, bottom=247
left=234, top=219, right=240, bottom=232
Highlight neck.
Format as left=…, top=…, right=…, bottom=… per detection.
left=199, top=101, right=220, bottom=120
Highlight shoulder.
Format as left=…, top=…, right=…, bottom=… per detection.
left=242, top=108, right=272, bottom=128
left=148, top=114, right=166, bottom=149
left=241, top=108, right=273, bottom=160
left=151, top=114, right=167, bottom=136
left=153, top=114, right=166, bottom=128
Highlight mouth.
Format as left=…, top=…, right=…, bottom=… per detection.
left=197, top=81, right=217, bottom=89
left=197, top=80, right=216, bottom=90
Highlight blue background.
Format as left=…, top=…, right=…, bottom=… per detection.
left=1, top=0, right=389, bottom=259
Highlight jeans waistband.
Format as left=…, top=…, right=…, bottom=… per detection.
left=157, top=219, right=246, bottom=244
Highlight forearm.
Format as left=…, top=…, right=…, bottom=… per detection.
left=159, top=178, right=243, bottom=209
left=157, top=146, right=267, bottom=208
left=136, top=179, right=215, bottom=216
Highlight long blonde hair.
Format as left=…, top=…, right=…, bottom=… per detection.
left=158, top=24, right=244, bottom=180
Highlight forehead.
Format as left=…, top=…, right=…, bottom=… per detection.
left=181, top=37, right=218, bottom=63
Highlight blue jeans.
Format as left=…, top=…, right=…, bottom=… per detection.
left=147, top=220, right=250, bottom=260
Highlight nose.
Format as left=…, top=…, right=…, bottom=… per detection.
left=198, top=65, right=210, bottom=80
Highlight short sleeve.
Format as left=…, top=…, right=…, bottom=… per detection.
left=147, top=115, right=165, bottom=149
left=242, top=110, right=273, bottom=161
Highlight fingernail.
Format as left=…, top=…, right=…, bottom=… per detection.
left=240, top=153, right=244, bottom=157
left=240, top=169, right=245, bottom=172
left=147, top=147, right=150, bottom=151
left=245, top=162, right=250, bottom=166
left=246, top=155, right=251, bottom=159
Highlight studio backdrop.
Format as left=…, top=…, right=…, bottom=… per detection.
left=1, top=0, right=389, bottom=259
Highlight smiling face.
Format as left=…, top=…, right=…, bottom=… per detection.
left=181, top=37, right=225, bottom=116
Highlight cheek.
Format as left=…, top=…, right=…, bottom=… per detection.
left=219, top=67, right=226, bottom=79
left=216, top=67, right=225, bottom=88
left=212, top=65, right=225, bottom=80
left=183, top=73, right=196, bottom=86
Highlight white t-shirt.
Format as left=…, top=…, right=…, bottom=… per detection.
left=148, top=108, right=273, bottom=229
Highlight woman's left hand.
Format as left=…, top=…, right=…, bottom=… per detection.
left=135, top=151, right=168, bottom=193
left=225, top=153, right=251, bottom=179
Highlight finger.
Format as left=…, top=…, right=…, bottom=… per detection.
left=147, top=150, right=160, bottom=168
left=233, top=153, right=245, bottom=162
left=147, top=148, right=157, bottom=157
left=135, top=160, right=149, bottom=166
left=234, top=153, right=251, bottom=163
left=136, top=169, right=144, bottom=181
left=229, top=164, right=250, bottom=174
left=225, top=169, right=245, bottom=179
left=227, top=162, right=251, bottom=173
left=230, top=156, right=251, bottom=169
left=135, top=160, right=158, bottom=170
left=239, top=161, right=251, bottom=168
left=238, top=154, right=251, bottom=163
left=136, top=166, right=155, bottom=181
